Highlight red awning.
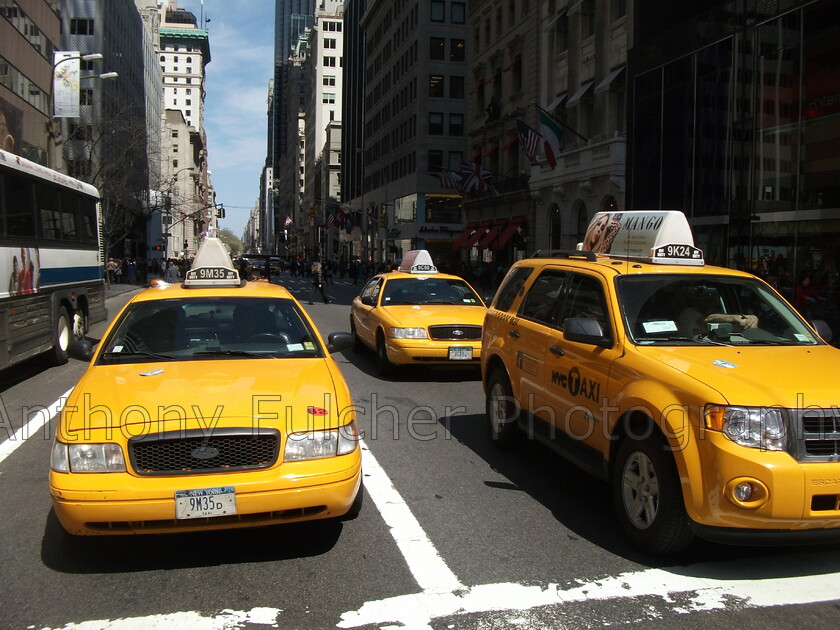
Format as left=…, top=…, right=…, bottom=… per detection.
left=462, top=222, right=491, bottom=249
left=468, top=151, right=481, bottom=163
left=477, top=224, right=502, bottom=249
left=501, top=134, right=518, bottom=151
left=450, top=222, right=478, bottom=251
left=493, top=216, right=526, bottom=250
left=483, top=144, right=498, bottom=157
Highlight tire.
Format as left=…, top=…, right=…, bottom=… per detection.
left=341, top=481, right=364, bottom=520
left=485, top=369, right=521, bottom=449
left=351, top=320, right=365, bottom=353
left=612, top=432, right=694, bottom=554
left=48, top=306, right=72, bottom=366
left=376, top=330, right=394, bottom=376
left=72, top=307, right=87, bottom=342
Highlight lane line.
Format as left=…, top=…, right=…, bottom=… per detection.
left=0, top=389, right=71, bottom=465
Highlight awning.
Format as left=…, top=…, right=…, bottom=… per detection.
left=567, top=0, right=584, bottom=15
left=468, top=151, right=481, bottom=162
left=545, top=93, right=567, bottom=112
left=451, top=222, right=478, bottom=251
left=462, top=221, right=491, bottom=250
left=595, top=66, right=625, bottom=94
left=501, top=134, right=518, bottom=151
left=566, top=80, right=593, bottom=108
left=483, top=143, right=498, bottom=157
left=477, top=223, right=504, bottom=249
left=493, top=216, right=526, bottom=250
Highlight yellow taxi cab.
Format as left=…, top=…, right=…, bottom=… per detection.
left=350, top=250, right=487, bottom=374
left=49, top=236, right=362, bottom=536
left=481, top=210, right=840, bottom=554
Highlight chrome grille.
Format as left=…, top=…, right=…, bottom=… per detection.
left=788, top=408, right=840, bottom=462
left=428, top=325, right=482, bottom=341
left=129, top=428, right=280, bottom=475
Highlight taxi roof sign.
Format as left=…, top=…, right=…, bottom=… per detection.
left=399, top=250, right=438, bottom=274
left=183, top=237, right=242, bottom=288
left=578, top=210, right=704, bottom=266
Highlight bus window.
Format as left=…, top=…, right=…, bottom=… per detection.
left=38, top=185, right=61, bottom=240
left=59, top=191, right=79, bottom=241
left=80, top=198, right=97, bottom=243
left=5, top=176, right=35, bottom=237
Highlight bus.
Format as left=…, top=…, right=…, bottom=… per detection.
left=0, top=149, right=106, bottom=369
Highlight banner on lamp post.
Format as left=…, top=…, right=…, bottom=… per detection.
left=53, top=51, right=80, bottom=118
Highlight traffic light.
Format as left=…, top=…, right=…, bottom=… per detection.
left=217, top=204, right=225, bottom=218
left=379, top=212, right=386, bottom=228
left=152, top=245, right=162, bottom=251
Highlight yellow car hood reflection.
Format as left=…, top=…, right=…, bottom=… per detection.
left=644, top=345, right=839, bottom=407
left=379, top=304, right=485, bottom=327
left=63, top=358, right=343, bottom=434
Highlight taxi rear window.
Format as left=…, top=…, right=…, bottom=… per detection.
left=617, top=274, right=820, bottom=346
left=98, top=297, right=324, bottom=363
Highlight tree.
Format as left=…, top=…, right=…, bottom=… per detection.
left=218, top=229, right=244, bottom=256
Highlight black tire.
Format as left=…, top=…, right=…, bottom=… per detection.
left=485, top=369, right=521, bottom=449
left=350, top=320, right=365, bottom=353
left=48, top=306, right=71, bottom=366
left=341, top=481, right=364, bottom=520
left=612, top=432, right=694, bottom=554
left=376, top=330, right=393, bottom=376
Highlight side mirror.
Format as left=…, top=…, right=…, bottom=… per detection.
left=562, top=317, right=612, bottom=347
left=326, top=332, right=354, bottom=354
left=811, top=319, right=833, bottom=343
left=68, top=339, right=94, bottom=362
left=360, top=295, right=376, bottom=307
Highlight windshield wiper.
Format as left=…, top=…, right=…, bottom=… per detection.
left=103, top=350, right=176, bottom=360
left=638, top=336, right=732, bottom=346
left=192, top=349, right=268, bottom=358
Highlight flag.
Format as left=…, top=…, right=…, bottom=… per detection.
left=325, top=210, right=335, bottom=228
left=538, top=107, right=564, bottom=169
left=434, top=169, right=463, bottom=191
left=516, top=119, right=542, bottom=165
left=460, top=161, right=495, bottom=194
left=284, top=216, right=292, bottom=227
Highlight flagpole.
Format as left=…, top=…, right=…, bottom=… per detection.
left=536, top=106, right=589, bottom=143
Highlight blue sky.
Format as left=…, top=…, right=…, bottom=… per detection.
left=174, top=0, right=274, bottom=237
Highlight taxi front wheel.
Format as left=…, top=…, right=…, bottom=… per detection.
left=485, top=370, right=521, bottom=449
left=376, top=331, right=394, bottom=375
left=612, top=433, right=693, bottom=555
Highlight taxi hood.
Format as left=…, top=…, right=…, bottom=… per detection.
left=62, top=359, right=346, bottom=435
left=644, top=344, right=840, bottom=407
left=382, top=304, right=486, bottom=327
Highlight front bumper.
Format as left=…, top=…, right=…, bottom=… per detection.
left=385, top=339, right=481, bottom=365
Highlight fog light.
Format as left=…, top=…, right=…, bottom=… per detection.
left=734, top=482, right=753, bottom=502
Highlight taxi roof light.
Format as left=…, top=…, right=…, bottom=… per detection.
left=183, top=237, right=242, bottom=288
left=399, top=249, right=438, bottom=274
left=577, top=210, right=704, bottom=266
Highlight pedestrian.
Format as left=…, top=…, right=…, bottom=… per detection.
left=308, top=261, right=329, bottom=304
left=163, top=260, right=180, bottom=283
left=794, top=272, right=824, bottom=319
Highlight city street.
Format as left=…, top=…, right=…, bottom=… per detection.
left=1, top=277, right=839, bottom=630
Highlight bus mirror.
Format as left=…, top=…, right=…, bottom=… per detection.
left=68, top=339, right=94, bottom=362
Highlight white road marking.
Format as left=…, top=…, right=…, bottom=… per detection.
left=0, top=389, right=71, bottom=465
left=39, top=607, right=282, bottom=630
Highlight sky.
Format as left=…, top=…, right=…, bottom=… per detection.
left=172, top=0, right=275, bottom=237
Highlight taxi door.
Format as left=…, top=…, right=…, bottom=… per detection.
left=541, top=272, right=617, bottom=454
left=510, top=268, right=570, bottom=427
left=353, top=276, right=383, bottom=347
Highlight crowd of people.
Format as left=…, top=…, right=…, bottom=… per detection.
left=104, top=257, right=193, bottom=285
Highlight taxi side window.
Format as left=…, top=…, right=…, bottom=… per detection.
left=494, top=267, right=534, bottom=312
left=562, top=274, right=611, bottom=338
left=360, top=277, right=382, bottom=302
left=519, top=270, right=568, bottom=327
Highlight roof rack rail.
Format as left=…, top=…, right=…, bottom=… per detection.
left=528, top=249, right=598, bottom=262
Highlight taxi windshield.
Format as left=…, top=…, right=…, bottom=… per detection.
left=617, top=274, right=822, bottom=346
left=98, top=297, right=323, bottom=364
left=380, top=277, right=483, bottom=306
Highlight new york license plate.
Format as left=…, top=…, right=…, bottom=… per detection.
left=448, top=346, right=473, bottom=360
left=175, top=486, right=236, bottom=519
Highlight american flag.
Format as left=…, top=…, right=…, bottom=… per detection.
left=325, top=210, right=335, bottom=228
left=516, top=119, right=542, bottom=165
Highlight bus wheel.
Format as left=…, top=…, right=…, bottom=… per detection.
left=48, top=306, right=71, bottom=366
left=612, top=433, right=693, bottom=554
left=72, top=308, right=87, bottom=341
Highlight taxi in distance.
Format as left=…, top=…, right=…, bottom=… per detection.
left=350, top=250, right=487, bottom=375
left=482, top=210, right=840, bottom=554
left=49, top=237, right=362, bottom=536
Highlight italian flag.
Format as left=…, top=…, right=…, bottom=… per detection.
left=538, top=108, right=563, bottom=169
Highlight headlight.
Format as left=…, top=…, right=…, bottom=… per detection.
left=387, top=327, right=428, bottom=339
left=284, top=420, right=359, bottom=461
left=51, top=441, right=126, bottom=472
left=705, top=405, right=786, bottom=451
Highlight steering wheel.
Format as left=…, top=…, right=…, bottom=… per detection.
left=246, top=332, right=291, bottom=344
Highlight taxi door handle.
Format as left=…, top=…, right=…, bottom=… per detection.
left=508, top=330, right=520, bottom=339
left=549, top=345, right=565, bottom=356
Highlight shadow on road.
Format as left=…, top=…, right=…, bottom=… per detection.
left=41, top=510, right=343, bottom=574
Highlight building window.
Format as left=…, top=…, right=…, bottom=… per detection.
left=450, top=75, right=465, bottom=99
left=448, top=151, right=463, bottom=171
left=80, top=88, right=93, bottom=106
left=171, top=130, right=178, bottom=138
left=70, top=18, right=94, bottom=35
left=511, top=56, right=523, bottom=93
left=430, top=37, right=445, bottom=60
left=582, top=0, right=595, bottom=38
left=429, top=75, right=444, bottom=97
left=429, top=112, right=444, bottom=135
left=323, top=93, right=336, bottom=104
left=323, top=75, right=336, bottom=86
left=431, top=1, right=445, bottom=22
left=428, top=150, right=443, bottom=172
left=452, top=2, right=465, bottom=24
left=324, top=38, right=337, bottom=49
left=450, top=39, right=465, bottom=62
left=449, top=113, right=464, bottom=136
left=324, top=56, right=336, bottom=67
left=611, top=0, right=626, bottom=20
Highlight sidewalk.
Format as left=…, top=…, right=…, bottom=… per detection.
left=104, top=276, right=159, bottom=298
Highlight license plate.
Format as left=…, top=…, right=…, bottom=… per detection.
left=448, top=346, right=473, bottom=360
left=175, top=486, right=236, bottom=519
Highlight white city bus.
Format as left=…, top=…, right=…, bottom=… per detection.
left=0, top=149, right=106, bottom=368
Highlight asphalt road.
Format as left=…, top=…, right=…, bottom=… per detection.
left=1, top=274, right=839, bottom=630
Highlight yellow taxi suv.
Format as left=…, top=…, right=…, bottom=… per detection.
left=481, top=210, right=840, bottom=554
left=350, top=250, right=486, bottom=375
left=50, top=237, right=362, bottom=536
